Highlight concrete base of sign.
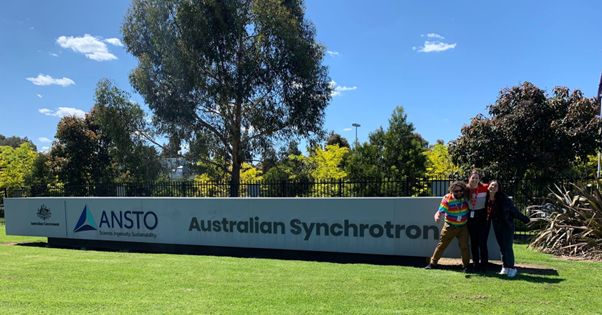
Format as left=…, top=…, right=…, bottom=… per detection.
left=48, top=238, right=430, bottom=267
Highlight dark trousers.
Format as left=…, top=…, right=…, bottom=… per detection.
left=492, top=218, right=515, bottom=269
left=467, top=211, right=490, bottom=269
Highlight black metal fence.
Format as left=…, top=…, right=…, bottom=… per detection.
left=23, top=178, right=447, bottom=198
left=1, top=177, right=598, bottom=238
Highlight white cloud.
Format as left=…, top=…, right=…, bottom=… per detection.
left=37, top=94, right=42, bottom=98
left=329, top=80, right=358, bottom=97
left=56, top=34, right=117, bottom=61
left=105, top=38, right=123, bottom=46
left=418, top=41, right=457, bottom=53
left=39, top=107, right=86, bottom=118
left=39, top=137, right=51, bottom=143
left=26, top=74, right=75, bottom=87
left=326, top=50, right=340, bottom=57
left=342, top=128, right=352, bottom=132
left=416, top=34, right=456, bottom=53
left=426, top=33, right=444, bottom=39
left=41, top=146, right=50, bottom=153
left=49, top=53, right=59, bottom=57
left=336, top=86, right=357, bottom=92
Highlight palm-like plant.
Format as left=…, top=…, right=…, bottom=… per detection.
left=529, top=184, right=602, bottom=259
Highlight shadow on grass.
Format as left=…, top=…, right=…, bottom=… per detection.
left=7, top=241, right=562, bottom=281
left=16, top=242, right=48, bottom=247
left=426, top=261, right=563, bottom=283
left=13, top=240, right=432, bottom=267
left=464, top=272, right=564, bottom=284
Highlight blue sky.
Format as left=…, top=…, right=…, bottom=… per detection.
left=1, top=0, right=601, bottom=154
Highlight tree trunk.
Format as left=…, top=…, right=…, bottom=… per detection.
left=231, top=134, right=242, bottom=197
left=231, top=161, right=241, bottom=197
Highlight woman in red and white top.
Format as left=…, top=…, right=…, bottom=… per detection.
left=467, top=170, right=490, bottom=273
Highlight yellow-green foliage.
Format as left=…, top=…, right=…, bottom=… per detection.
left=240, top=163, right=263, bottom=181
left=0, top=143, right=37, bottom=189
left=290, top=144, right=349, bottom=180
left=424, top=144, right=458, bottom=178
left=193, top=163, right=263, bottom=196
left=573, top=155, right=598, bottom=177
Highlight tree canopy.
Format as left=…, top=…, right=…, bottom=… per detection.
left=0, top=135, right=37, bottom=152
left=344, top=106, right=427, bottom=183
left=0, top=143, right=37, bottom=189
left=290, top=144, right=349, bottom=180
left=121, top=0, right=332, bottom=194
left=424, top=143, right=458, bottom=178
left=93, top=79, right=163, bottom=182
left=449, top=82, right=602, bottom=178
left=325, top=131, right=350, bottom=149
left=50, top=110, right=115, bottom=186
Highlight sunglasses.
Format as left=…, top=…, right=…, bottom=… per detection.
left=453, top=190, right=464, bottom=193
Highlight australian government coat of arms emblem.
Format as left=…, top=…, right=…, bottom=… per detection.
left=37, top=204, right=52, bottom=220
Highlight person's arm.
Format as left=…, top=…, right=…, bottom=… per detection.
left=510, top=205, right=531, bottom=223
left=435, top=196, right=448, bottom=223
left=434, top=210, right=443, bottom=223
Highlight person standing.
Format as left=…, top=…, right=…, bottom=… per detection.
left=467, top=171, right=490, bottom=273
left=425, top=181, right=470, bottom=272
left=487, top=180, right=530, bottom=277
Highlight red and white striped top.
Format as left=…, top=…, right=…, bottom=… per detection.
left=468, top=183, right=489, bottom=210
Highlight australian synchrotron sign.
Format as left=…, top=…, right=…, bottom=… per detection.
left=5, top=197, right=500, bottom=259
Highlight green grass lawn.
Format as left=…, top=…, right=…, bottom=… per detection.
left=1, top=226, right=601, bottom=314
left=0, top=225, right=47, bottom=244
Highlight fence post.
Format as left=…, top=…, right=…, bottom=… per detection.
left=338, top=178, right=342, bottom=197
left=281, top=180, right=286, bottom=197
left=182, top=181, right=187, bottom=197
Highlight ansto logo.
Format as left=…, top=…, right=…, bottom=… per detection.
left=73, top=204, right=158, bottom=233
left=74, top=205, right=98, bottom=232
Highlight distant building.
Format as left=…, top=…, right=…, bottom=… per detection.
left=161, top=158, right=194, bottom=180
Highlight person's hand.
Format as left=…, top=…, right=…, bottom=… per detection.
left=434, top=211, right=441, bottom=223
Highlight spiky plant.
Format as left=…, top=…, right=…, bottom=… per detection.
left=529, top=183, right=602, bottom=259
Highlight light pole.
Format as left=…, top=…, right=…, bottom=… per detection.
left=352, top=123, right=361, bottom=147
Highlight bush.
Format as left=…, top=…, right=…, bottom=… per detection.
left=529, top=183, right=602, bottom=259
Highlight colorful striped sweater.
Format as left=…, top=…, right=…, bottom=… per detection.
left=438, top=194, right=468, bottom=226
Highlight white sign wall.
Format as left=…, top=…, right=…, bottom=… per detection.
left=5, top=197, right=501, bottom=259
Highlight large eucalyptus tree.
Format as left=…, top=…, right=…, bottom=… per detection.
left=122, top=0, right=332, bottom=195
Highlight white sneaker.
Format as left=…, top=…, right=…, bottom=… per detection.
left=507, top=268, right=518, bottom=277
left=499, top=267, right=508, bottom=275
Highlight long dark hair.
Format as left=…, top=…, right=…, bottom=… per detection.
left=488, top=180, right=504, bottom=201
